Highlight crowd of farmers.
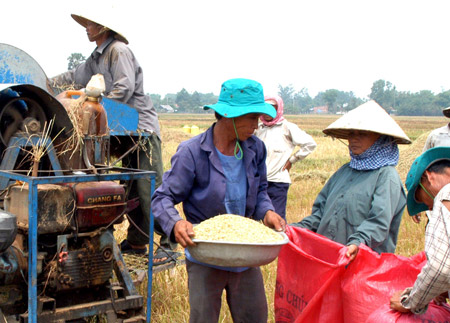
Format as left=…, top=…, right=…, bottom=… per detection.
left=52, top=11, right=450, bottom=322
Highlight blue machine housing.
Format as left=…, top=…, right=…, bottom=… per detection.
left=0, top=43, right=155, bottom=322
left=101, top=97, right=140, bottom=136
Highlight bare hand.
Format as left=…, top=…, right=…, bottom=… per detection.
left=433, top=292, right=449, bottom=306
left=390, top=290, right=410, bottom=313
left=263, top=210, right=286, bottom=232
left=282, top=160, right=292, bottom=172
left=412, top=214, right=421, bottom=224
left=173, top=220, right=195, bottom=247
left=345, top=244, right=359, bottom=262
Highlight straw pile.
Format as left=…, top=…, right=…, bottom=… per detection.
left=62, top=94, right=87, bottom=159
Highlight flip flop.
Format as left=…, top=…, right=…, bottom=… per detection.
left=120, top=240, right=147, bottom=255
left=153, top=248, right=182, bottom=267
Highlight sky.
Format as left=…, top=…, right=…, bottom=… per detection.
left=3, top=0, right=450, bottom=99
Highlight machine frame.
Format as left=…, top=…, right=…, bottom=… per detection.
left=0, top=43, right=159, bottom=323
left=0, top=167, right=156, bottom=323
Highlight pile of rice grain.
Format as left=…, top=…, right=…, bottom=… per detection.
left=193, top=214, right=283, bottom=243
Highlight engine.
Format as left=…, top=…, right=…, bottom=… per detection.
left=0, top=44, right=149, bottom=322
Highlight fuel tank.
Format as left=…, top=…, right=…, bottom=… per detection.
left=67, top=181, right=126, bottom=229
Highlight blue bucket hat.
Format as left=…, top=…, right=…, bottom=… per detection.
left=406, top=146, right=450, bottom=216
left=204, top=78, right=276, bottom=118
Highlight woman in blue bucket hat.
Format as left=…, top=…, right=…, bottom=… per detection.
left=152, top=78, right=285, bottom=322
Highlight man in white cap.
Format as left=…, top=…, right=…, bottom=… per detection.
left=50, top=13, right=178, bottom=265
left=423, top=107, right=450, bottom=151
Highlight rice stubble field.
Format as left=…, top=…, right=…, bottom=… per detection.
left=116, top=113, right=447, bottom=323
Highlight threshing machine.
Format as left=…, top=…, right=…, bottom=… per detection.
left=0, top=43, right=156, bottom=323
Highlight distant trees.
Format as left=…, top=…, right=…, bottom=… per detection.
left=67, top=53, right=86, bottom=70
left=152, top=90, right=218, bottom=113
left=320, top=89, right=340, bottom=114
left=154, top=79, right=450, bottom=116
left=293, top=88, right=313, bottom=114
left=276, top=81, right=450, bottom=115
left=276, top=85, right=363, bottom=114
left=369, top=79, right=450, bottom=116
left=369, top=80, right=397, bottom=113
left=150, top=94, right=162, bottom=108
left=64, top=51, right=450, bottom=116
left=278, top=85, right=296, bottom=113
left=150, top=80, right=450, bottom=115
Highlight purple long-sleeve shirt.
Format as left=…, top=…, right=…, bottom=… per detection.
left=152, top=124, right=274, bottom=240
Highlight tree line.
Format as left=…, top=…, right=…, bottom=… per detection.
left=152, top=79, right=450, bottom=116
left=67, top=53, right=450, bottom=116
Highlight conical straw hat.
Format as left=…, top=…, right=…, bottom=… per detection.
left=323, top=100, right=411, bottom=144
left=71, top=12, right=128, bottom=44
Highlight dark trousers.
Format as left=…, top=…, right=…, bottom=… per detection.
left=267, top=181, right=290, bottom=220
left=122, top=134, right=174, bottom=249
left=186, top=260, right=268, bottom=323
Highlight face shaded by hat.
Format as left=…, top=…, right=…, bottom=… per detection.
left=443, top=107, right=450, bottom=118
left=260, top=95, right=285, bottom=127
left=204, top=79, right=276, bottom=119
left=71, top=13, right=128, bottom=44
left=405, top=146, right=450, bottom=216
left=323, top=100, right=411, bottom=144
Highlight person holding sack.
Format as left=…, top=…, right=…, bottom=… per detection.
left=390, top=147, right=450, bottom=314
left=291, top=100, right=411, bottom=261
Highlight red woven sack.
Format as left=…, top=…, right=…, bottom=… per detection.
left=275, top=226, right=449, bottom=322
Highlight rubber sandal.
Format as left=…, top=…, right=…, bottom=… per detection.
left=153, top=248, right=182, bottom=267
left=120, top=240, right=147, bottom=255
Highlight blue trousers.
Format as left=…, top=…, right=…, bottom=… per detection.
left=267, top=181, right=290, bottom=220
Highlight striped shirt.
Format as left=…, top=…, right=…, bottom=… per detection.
left=401, top=183, right=450, bottom=314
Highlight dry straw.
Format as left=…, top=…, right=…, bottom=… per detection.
left=19, top=118, right=64, bottom=176
left=65, top=95, right=87, bottom=159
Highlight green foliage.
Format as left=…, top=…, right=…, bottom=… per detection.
left=313, top=89, right=363, bottom=114
left=294, top=88, right=313, bottom=113
left=150, top=94, right=162, bottom=108
left=150, top=79, right=449, bottom=116
left=319, top=89, right=340, bottom=113
left=368, top=80, right=447, bottom=116
left=433, top=90, right=450, bottom=108
left=396, top=90, right=440, bottom=116
left=153, top=90, right=218, bottom=113
left=369, top=79, right=397, bottom=113
left=278, top=84, right=295, bottom=109
left=63, top=49, right=450, bottom=116
left=67, top=53, right=86, bottom=70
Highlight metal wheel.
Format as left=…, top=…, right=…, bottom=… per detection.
left=0, top=97, right=47, bottom=146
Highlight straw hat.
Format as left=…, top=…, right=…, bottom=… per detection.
left=323, top=100, right=411, bottom=144
left=71, top=13, right=128, bottom=44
